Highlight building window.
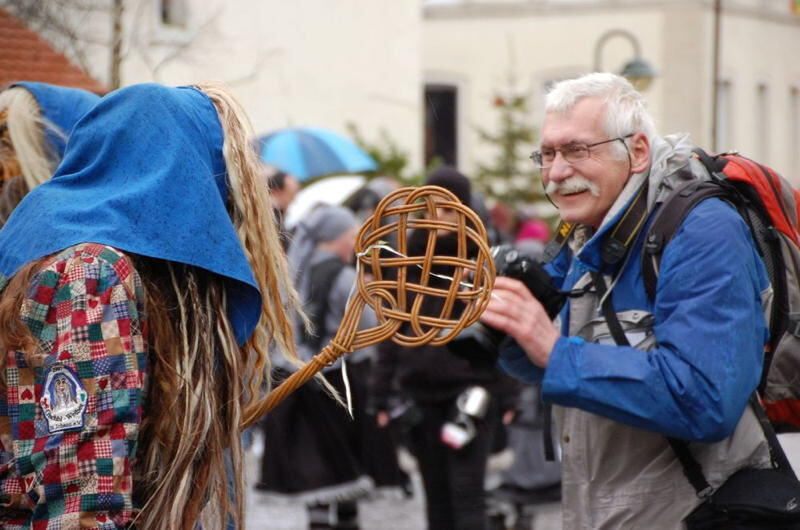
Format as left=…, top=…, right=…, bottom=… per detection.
left=425, top=84, right=458, bottom=167
left=790, top=87, right=799, bottom=176
left=715, top=80, right=732, bottom=152
left=756, top=83, right=769, bottom=161
left=160, top=0, right=187, bottom=28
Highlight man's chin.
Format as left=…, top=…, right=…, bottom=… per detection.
left=555, top=201, right=596, bottom=227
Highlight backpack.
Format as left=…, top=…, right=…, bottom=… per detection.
left=642, top=148, right=800, bottom=433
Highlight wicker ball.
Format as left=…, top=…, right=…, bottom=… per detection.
left=354, top=185, right=495, bottom=347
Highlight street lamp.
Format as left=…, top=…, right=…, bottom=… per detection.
left=593, top=29, right=657, bottom=91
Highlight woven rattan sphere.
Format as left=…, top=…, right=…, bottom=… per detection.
left=240, top=185, right=497, bottom=425
left=354, top=185, right=495, bottom=347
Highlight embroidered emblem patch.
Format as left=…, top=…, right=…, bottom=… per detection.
left=40, top=365, right=88, bottom=433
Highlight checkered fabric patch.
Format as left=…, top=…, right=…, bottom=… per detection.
left=1, top=244, right=147, bottom=528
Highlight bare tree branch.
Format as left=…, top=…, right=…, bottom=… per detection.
left=2, top=0, right=265, bottom=89
left=151, top=6, right=224, bottom=79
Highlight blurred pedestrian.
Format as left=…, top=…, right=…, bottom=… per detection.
left=488, top=202, right=517, bottom=245
left=513, top=218, right=551, bottom=261
left=0, top=82, right=99, bottom=224
left=0, top=82, right=299, bottom=529
left=487, top=384, right=561, bottom=530
left=267, top=169, right=301, bottom=249
left=258, top=205, right=379, bottom=530
left=344, top=176, right=400, bottom=223
left=370, top=166, right=517, bottom=530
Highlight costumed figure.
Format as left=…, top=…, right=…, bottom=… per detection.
left=0, top=82, right=100, bottom=224
left=0, top=82, right=299, bottom=529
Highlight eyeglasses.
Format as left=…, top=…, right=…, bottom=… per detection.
left=530, top=134, right=634, bottom=169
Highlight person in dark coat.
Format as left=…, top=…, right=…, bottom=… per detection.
left=259, top=205, right=404, bottom=528
left=369, top=166, right=518, bottom=530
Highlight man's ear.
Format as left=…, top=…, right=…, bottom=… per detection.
left=628, top=132, right=650, bottom=174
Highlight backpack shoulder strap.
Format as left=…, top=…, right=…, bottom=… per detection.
left=642, top=172, right=731, bottom=300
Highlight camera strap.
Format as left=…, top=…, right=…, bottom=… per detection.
left=591, top=270, right=715, bottom=495
left=542, top=221, right=575, bottom=263
left=601, top=178, right=651, bottom=266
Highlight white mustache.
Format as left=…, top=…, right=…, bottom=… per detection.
left=545, top=176, right=600, bottom=197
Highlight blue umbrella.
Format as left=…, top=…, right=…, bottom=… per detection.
left=258, top=126, right=377, bottom=181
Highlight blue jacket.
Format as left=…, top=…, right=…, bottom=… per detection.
left=500, top=179, right=770, bottom=443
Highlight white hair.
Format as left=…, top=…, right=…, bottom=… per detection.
left=545, top=73, right=657, bottom=159
left=0, top=86, right=64, bottom=191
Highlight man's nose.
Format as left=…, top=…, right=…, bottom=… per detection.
left=546, top=151, right=574, bottom=181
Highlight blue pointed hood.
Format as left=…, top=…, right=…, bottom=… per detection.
left=0, top=83, right=261, bottom=345
left=12, top=82, right=101, bottom=157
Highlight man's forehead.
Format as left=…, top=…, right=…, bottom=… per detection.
left=541, top=99, right=607, bottom=144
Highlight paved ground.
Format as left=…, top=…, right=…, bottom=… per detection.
left=244, top=437, right=561, bottom=530
left=244, top=432, right=800, bottom=529
left=780, top=432, right=800, bottom=474
left=246, top=480, right=561, bottom=530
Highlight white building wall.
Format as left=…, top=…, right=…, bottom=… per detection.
left=719, top=6, right=800, bottom=178
left=48, top=0, right=425, bottom=174
left=423, top=3, right=666, bottom=176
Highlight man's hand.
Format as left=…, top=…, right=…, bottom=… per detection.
left=480, top=276, right=560, bottom=368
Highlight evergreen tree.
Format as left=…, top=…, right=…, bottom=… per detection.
left=474, top=84, right=549, bottom=214
left=347, top=122, right=439, bottom=185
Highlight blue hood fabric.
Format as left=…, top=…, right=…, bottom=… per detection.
left=12, top=82, right=101, bottom=158
left=0, top=83, right=261, bottom=345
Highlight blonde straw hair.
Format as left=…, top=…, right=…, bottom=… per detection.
left=130, top=82, right=303, bottom=529
left=0, top=86, right=63, bottom=192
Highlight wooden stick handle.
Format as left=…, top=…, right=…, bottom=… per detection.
left=241, top=342, right=350, bottom=429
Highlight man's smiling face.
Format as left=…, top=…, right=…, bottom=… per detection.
left=540, top=96, right=633, bottom=229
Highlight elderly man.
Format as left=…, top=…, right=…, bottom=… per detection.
left=481, top=73, right=771, bottom=527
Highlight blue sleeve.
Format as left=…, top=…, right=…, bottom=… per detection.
left=542, top=200, right=769, bottom=442
left=498, top=342, right=545, bottom=384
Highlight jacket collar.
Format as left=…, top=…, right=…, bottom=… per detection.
left=570, top=134, right=694, bottom=270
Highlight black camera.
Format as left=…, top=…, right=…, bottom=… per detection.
left=447, top=245, right=566, bottom=360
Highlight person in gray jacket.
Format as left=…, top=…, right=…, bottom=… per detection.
left=259, top=205, right=404, bottom=529
left=480, top=73, right=771, bottom=528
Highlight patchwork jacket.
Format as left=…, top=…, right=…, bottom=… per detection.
left=0, top=243, right=147, bottom=529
